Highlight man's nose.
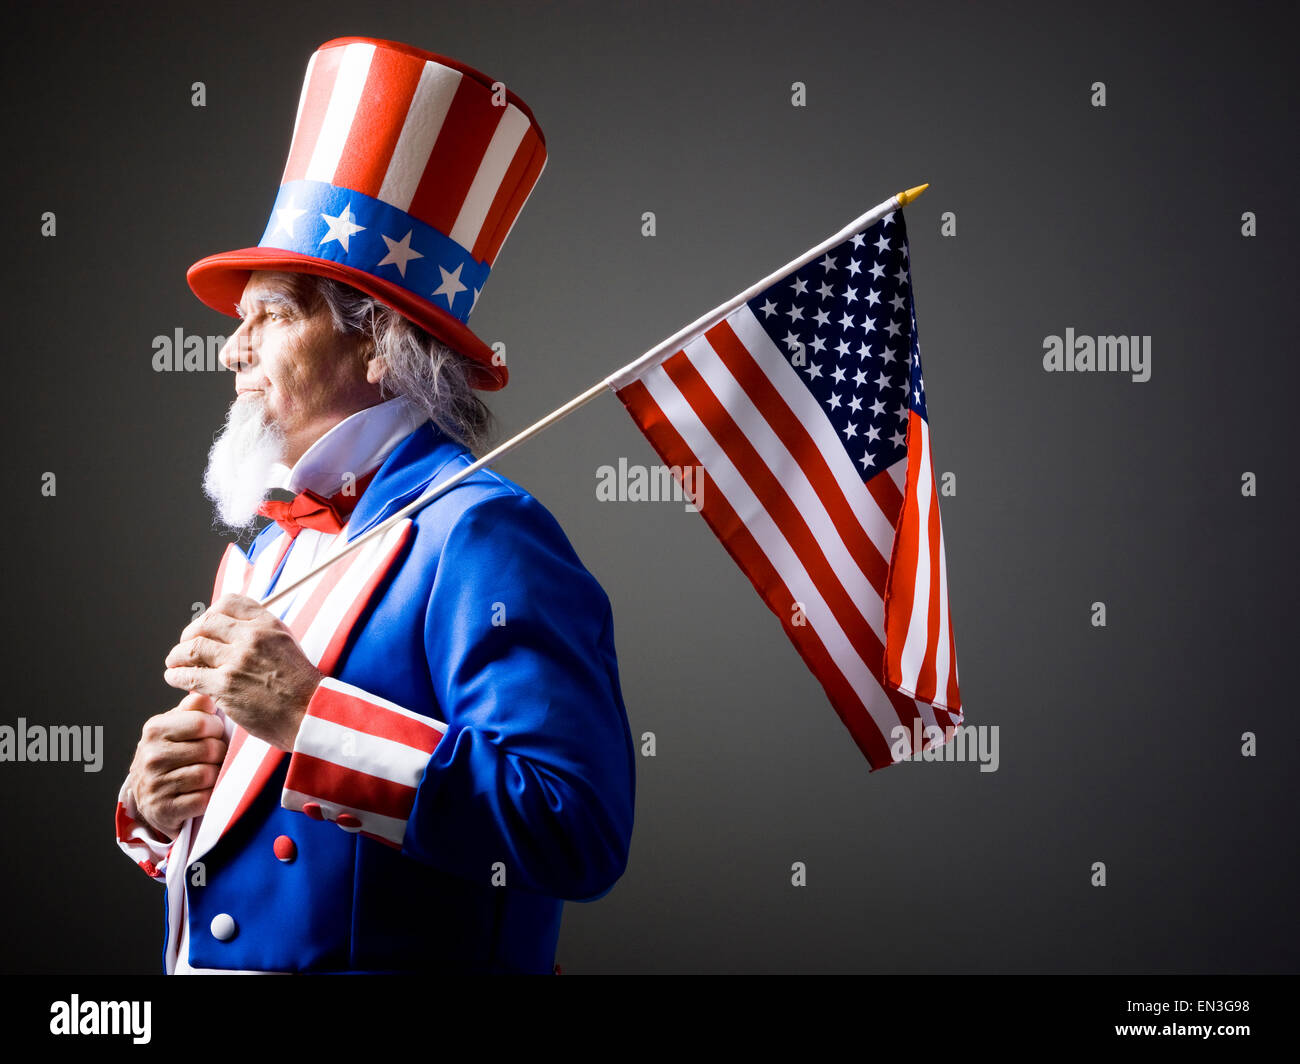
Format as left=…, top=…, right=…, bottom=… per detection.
left=219, top=319, right=254, bottom=373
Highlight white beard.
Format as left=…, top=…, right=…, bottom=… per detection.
left=203, top=394, right=287, bottom=531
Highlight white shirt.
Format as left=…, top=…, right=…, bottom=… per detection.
left=251, top=395, right=428, bottom=600
left=175, top=395, right=428, bottom=974
left=268, top=394, right=428, bottom=498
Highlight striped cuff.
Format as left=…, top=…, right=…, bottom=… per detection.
left=114, top=777, right=171, bottom=881
left=282, top=677, right=447, bottom=849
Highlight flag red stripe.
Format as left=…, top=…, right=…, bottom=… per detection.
left=281, top=48, right=344, bottom=185
left=331, top=47, right=424, bottom=198
left=285, top=752, right=418, bottom=820
left=308, top=683, right=443, bottom=752
left=473, top=126, right=545, bottom=263
left=867, top=466, right=904, bottom=527
left=407, top=80, right=502, bottom=241
left=115, top=802, right=143, bottom=845
left=616, top=379, right=900, bottom=768
left=212, top=726, right=248, bottom=791
left=704, top=319, right=890, bottom=598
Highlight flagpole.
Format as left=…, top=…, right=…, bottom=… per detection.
left=261, top=183, right=929, bottom=609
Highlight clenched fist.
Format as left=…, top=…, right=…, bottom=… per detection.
left=126, top=691, right=228, bottom=841
left=163, top=593, right=321, bottom=752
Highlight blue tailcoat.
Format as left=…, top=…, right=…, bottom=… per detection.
left=175, top=422, right=636, bottom=973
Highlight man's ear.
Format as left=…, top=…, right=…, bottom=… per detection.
left=363, top=342, right=383, bottom=384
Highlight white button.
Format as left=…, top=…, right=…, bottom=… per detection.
left=210, top=913, right=238, bottom=941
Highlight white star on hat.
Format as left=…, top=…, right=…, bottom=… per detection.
left=320, top=203, right=365, bottom=253
left=271, top=195, right=307, bottom=240
left=433, top=263, right=468, bottom=310
left=376, top=230, right=424, bottom=277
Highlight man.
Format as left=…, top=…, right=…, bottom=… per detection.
left=114, top=37, right=636, bottom=974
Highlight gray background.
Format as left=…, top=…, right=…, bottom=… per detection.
left=2, top=0, right=1295, bottom=972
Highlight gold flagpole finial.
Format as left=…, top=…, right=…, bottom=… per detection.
left=895, top=183, right=930, bottom=207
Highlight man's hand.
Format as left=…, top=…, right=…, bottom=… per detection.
left=163, top=593, right=322, bottom=752
left=127, top=691, right=228, bottom=841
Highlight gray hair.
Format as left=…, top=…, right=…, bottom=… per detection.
left=306, top=274, right=495, bottom=454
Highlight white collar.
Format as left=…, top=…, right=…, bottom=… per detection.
left=267, top=396, right=427, bottom=496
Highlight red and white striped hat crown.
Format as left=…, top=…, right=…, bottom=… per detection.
left=187, top=37, right=548, bottom=390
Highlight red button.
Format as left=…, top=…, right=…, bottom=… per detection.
left=336, top=813, right=362, bottom=829
left=302, top=802, right=324, bottom=821
left=273, top=835, right=297, bottom=862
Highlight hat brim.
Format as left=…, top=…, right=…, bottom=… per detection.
left=187, top=247, right=507, bottom=390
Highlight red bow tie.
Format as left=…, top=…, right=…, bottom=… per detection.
left=257, top=470, right=378, bottom=538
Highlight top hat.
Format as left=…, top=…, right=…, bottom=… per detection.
left=186, top=37, right=548, bottom=390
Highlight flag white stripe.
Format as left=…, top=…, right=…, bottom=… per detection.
left=729, top=306, right=899, bottom=559
left=294, top=715, right=435, bottom=788
left=217, top=545, right=250, bottom=599
left=686, top=333, right=886, bottom=640
left=898, top=417, right=933, bottom=692
left=378, top=63, right=462, bottom=210
left=641, top=365, right=905, bottom=751
left=449, top=104, right=529, bottom=251
left=305, top=42, right=377, bottom=184
left=249, top=531, right=290, bottom=601
left=163, top=819, right=193, bottom=972
left=288, top=51, right=319, bottom=152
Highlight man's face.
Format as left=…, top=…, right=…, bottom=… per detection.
left=219, top=271, right=379, bottom=463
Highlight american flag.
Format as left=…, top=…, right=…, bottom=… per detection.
left=611, top=206, right=963, bottom=769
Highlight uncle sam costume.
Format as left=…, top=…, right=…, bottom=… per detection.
left=114, top=37, right=636, bottom=973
